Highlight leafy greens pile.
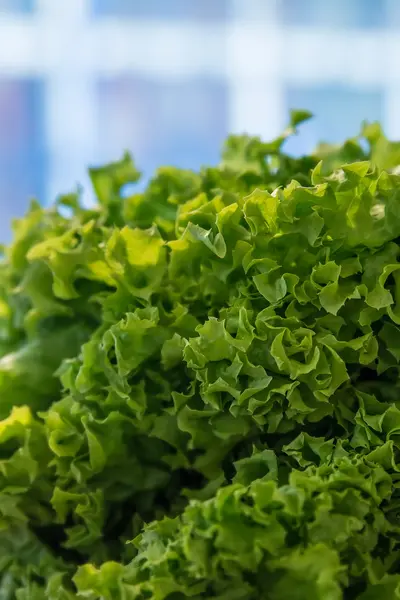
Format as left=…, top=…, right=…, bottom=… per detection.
left=2, top=112, right=400, bottom=599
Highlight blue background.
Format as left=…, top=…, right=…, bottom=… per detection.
left=0, top=0, right=395, bottom=240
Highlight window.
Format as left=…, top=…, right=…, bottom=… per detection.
left=0, top=79, right=45, bottom=241
left=279, top=0, right=385, bottom=30
left=97, top=76, right=228, bottom=179
left=92, top=0, right=228, bottom=21
left=284, top=84, right=383, bottom=155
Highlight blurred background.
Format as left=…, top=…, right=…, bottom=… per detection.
left=0, top=0, right=399, bottom=239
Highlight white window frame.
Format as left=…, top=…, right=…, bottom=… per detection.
left=0, top=0, right=398, bottom=204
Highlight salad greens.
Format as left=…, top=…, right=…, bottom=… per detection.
left=1, top=111, right=400, bottom=598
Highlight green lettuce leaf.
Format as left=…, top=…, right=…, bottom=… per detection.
left=1, top=113, right=400, bottom=598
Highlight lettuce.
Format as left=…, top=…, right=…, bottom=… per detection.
left=1, top=111, right=400, bottom=598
